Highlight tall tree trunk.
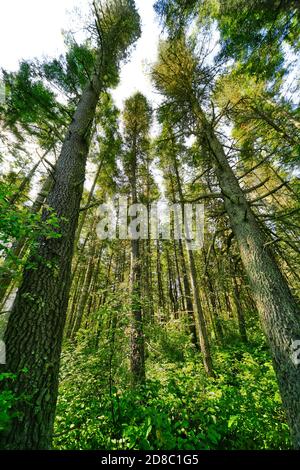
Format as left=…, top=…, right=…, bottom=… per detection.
left=166, top=245, right=178, bottom=317
left=65, top=263, right=86, bottom=339
left=85, top=243, right=103, bottom=324
left=198, top=108, right=300, bottom=448
left=0, top=65, right=103, bottom=449
left=173, top=239, right=185, bottom=315
left=129, top=152, right=145, bottom=385
left=205, top=270, right=224, bottom=344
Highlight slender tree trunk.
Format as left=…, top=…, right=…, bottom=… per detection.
left=65, top=264, right=86, bottom=339
left=85, top=244, right=103, bottom=323
left=130, top=236, right=145, bottom=385
left=129, top=152, right=145, bottom=385
left=73, top=158, right=104, bottom=252
left=230, top=260, right=248, bottom=343
left=166, top=246, right=178, bottom=317
left=99, top=251, right=113, bottom=307
left=172, top=152, right=214, bottom=374
left=71, top=235, right=98, bottom=340
left=205, top=270, right=224, bottom=344
left=178, top=240, right=198, bottom=348
left=187, top=249, right=215, bottom=376
left=173, top=240, right=185, bottom=315
left=232, top=274, right=248, bottom=343
left=156, top=240, right=165, bottom=321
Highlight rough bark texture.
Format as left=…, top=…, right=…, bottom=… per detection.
left=0, top=70, right=103, bottom=449
left=197, top=108, right=300, bottom=448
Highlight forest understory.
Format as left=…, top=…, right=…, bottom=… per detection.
left=53, top=322, right=290, bottom=450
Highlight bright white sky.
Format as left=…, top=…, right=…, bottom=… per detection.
left=0, top=0, right=164, bottom=188
left=0, top=0, right=162, bottom=108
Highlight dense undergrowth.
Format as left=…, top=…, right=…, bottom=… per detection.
left=53, top=319, right=290, bottom=450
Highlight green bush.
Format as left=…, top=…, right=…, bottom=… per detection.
left=0, top=373, right=17, bottom=433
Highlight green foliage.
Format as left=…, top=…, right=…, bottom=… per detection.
left=53, top=322, right=290, bottom=450
left=213, top=0, right=300, bottom=80
left=155, top=0, right=300, bottom=80
left=42, top=42, right=97, bottom=98
left=1, top=61, right=66, bottom=146
left=93, top=0, right=141, bottom=88
left=154, top=0, right=198, bottom=36
left=0, top=373, right=17, bottom=433
left=0, top=181, right=62, bottom=283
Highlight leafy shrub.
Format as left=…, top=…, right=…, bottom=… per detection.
left=0, top=373, right=17, bottom=433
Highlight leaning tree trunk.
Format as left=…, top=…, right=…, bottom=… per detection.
left=0, top=67, right=103, bottom=449
left=197, top=106, right=300, bottom=448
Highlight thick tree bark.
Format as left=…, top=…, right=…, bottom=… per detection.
left=197, top=108, right=300, bottom=448
left=0, top=68, right=103, bottom=449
